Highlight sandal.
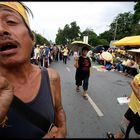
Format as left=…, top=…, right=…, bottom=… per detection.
left=106, top=132, right=115, bottom=139
left=82, top=95, right=88, bottom=100
left=76, top=87, right=80, bottom=92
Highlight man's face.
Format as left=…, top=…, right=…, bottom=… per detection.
left=82, top=50, right=88, bottom=56
left=0, top=5, right=33, bottom=66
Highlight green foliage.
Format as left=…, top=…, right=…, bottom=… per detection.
left=55, top=28, right=67, bottom=45
left=98, top=38, right=109, bottom=45
left=33, top=31, right=50, bottom=45
left=99, top=30, right=113, bottom=44
left=132, top=2, right=140, bottom=35
left=55, top=21, right=81, bottom=45
left=81, top=28, right=98, bottom=46
left=133, top=2, right=140, bottom=24
left=109, top=12, right=134, bottom=40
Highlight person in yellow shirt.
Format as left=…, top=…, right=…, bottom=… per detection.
left=62, top=46, right=69, bottom=64
left=107, top=53, right=140, bottom=139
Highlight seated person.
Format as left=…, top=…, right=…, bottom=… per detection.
left=127, top=60, right=139, bottom=76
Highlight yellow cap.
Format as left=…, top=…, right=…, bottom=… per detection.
left=0, top=2, right=30, bottom=27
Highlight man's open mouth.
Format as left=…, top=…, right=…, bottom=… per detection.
left=0, top=43, right=18, bottom=52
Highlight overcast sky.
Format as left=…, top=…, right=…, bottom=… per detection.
left=24, top=2, right=135, bottom=42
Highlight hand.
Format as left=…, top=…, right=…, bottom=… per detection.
left=42, top=126, right=66, bottom=138
left=74, top=57, right=78, bottom=61
left=0, top=75, right=14, bottom=122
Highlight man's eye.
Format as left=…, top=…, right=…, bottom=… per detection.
left=7, top=20, right=17, bottom=25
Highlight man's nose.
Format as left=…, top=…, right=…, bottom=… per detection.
left=0, top=22, right=10, bottom=36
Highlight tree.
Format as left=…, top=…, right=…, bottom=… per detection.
left=99, top=30, right=113, bottom=44
left=133, top=2, right=140, bottom=24
left=109, top=12, right=134, bottom=40
left=55, top=28, right=67, bottom=45
left=55, top=21, right=81, bottom=45
left=132, top=2, right=140, bottom=35
left=81, top=28, right=100, bottom=47
left=98, top=38, right=109, bottom=46
left=69, top=21, right=81, bottom=42
left=33, top=31, right=50, bottom=45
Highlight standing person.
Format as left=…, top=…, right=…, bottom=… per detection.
left=53, top=44, right=58, bottom=62
left=62, top=46, right=69, bottom=64
left=75, top=47, right=91, bottom=100
left=39, top=45, right=44, bottom=67
left=33, top=44, right=39, bottom=65
left=107, top=52, right=140, bottom=139
left=44, top=44, right=50, bottom=68
left=0, top=2, right=67, bottom=138
left=59, top=45, right=63, bottom=61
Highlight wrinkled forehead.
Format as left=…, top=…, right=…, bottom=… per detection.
left=0, top=5, right=22, bottom=18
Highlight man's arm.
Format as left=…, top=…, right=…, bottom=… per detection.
left=43, top=68, right=67, bottom=138
left=130, top=80, right=140, bottom=100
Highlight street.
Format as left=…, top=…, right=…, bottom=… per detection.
left=50, top=56, right=136, bottom=138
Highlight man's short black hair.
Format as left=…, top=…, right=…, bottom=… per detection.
left=82, top=46, right=89, bottom=52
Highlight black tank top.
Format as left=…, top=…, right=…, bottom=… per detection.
left=0, top=67, right=55, bottom=138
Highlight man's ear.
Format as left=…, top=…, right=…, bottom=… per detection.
left=31, top=32, right=36, bottom=46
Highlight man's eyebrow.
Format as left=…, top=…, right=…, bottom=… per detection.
left=0, top=8, right=16, bottom=14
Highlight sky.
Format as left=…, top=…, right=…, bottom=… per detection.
left=24, top=2, right=135, bottom=43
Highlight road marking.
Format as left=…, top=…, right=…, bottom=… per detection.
left=86, top=94, right=104, bottom=117
left=66, top=67, right=70, bottom=72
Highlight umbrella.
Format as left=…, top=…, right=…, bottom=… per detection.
left=93, top=45, right=105, bottom=53
left=68, top=41, right=92, bottom=52
left=112, top=36, right=140, bottom=47
left=100, top=51, right=113, bottom=62
left=93, top=45, right=110, bottom=53
left=127, top=48, right=140, bottom=55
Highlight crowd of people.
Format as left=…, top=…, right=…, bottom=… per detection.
left=31, top=44, right=73, bottom=67
left=92, top=47, right=140, bottom=77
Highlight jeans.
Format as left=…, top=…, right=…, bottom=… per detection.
left=116, top=64, right=124, bottom=72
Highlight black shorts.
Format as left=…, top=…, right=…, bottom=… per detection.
left=124, top=108, right=140, bottom=134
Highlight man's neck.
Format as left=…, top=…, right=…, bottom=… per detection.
left=0, top=63, right=34, bottom=84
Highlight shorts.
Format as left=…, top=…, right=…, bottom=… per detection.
left=124, top=108, right=140, bottom=134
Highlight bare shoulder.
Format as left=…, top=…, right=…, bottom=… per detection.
left=47, top=68, right=60, bottom=82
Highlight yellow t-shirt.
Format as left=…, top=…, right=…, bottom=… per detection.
left=128, top=73, right=140, bottom=116
left=63, top=49, right=69, bottom=56
left=122, top=60, right=126, bottom=65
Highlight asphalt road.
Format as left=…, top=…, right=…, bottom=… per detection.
left=50, top=56, right=137, bottom=138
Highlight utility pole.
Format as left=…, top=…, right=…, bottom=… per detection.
left=114, top=20, right=118, bottom=41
